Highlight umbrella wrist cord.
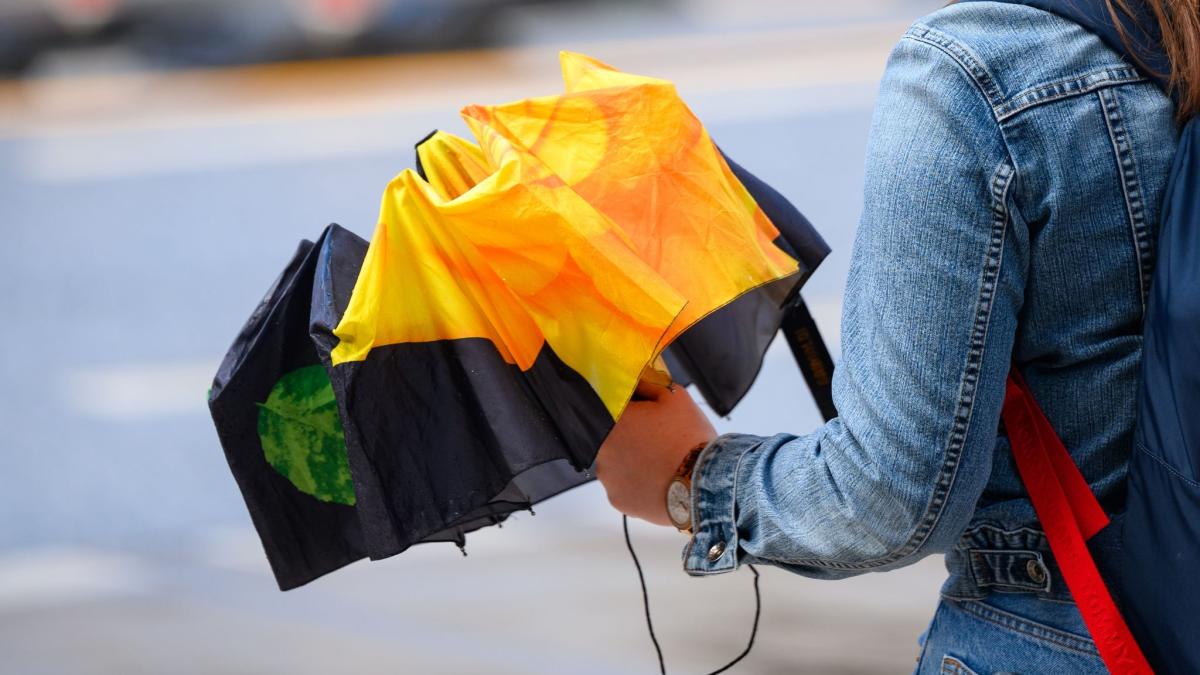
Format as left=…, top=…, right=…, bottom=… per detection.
left=623, top=515, right=667, bottom=674
left=621, top=515, right=762, bottom=674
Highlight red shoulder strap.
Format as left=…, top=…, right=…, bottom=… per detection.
left=1002, top=370, right=1153, bottom=674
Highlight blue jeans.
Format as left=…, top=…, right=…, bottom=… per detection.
left=915, top=594, right=1106, bottom=674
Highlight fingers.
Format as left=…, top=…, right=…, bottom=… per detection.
left=633, top=378, right=671, bottom=402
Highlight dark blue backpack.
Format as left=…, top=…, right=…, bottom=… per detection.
left=965, top=1, right=1199, bottom=671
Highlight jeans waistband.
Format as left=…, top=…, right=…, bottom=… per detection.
left=941, top=523, right=1075, bottom=603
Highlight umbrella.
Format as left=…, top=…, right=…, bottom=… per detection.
left=209, top=52, right=831, bottom=588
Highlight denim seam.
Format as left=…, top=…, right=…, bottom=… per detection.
left=904, top=26, right=1005, bottom=112
left=950, top=599, right=1100, bottom=657
left=958, top=523, right=1046, bottom=541
left=683, top=436, right=746, bottom=575
left=940, top=588, right=1080, bottom=606
left=765, top=161, right=1016, bottom=571
left=900, top=24, right=1027, bottom=214
left=941, top=588, right=987, bottom=602
left=994, top=67, right=1147, bottom=122
left=728, top=439, right=751, bottom=565
left=1097, top=87, right=1154, bottom=313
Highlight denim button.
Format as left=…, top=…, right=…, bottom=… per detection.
left=707, top=541, right=726, bottom=562
left=1026, top=558, right=1048, bottom=584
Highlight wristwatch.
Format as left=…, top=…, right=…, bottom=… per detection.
left=666, top=442, right=708, bottom=534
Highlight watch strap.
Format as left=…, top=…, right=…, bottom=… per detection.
left=668, top=441, right=710, bottom=533
left=673, top=442, right=708, bottom=488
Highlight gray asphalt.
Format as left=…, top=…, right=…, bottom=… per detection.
left=0, top=1, right=947, bottom=673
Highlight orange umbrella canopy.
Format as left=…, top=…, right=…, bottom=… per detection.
left=332, top=51, right=798, bottom=419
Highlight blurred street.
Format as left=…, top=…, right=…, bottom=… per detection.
left=0, top=1, right=945, bottom=673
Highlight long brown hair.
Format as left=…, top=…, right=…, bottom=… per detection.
left=1108, top=0, right=1200, bottom=117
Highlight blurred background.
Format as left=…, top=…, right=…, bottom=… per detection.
left=0, top=0, right=945, bottom=672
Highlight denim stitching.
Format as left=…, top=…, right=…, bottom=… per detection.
left=771, top=161, right=1015, bottom=571
left=996, top=67, right=1147, bottom=122
left=1003, top=66, right=1142, bottom=108
left=1098, top=87, right=1154, bottom=313
left=950, top=599, right=1100, bottom=657
left=941, top=588, right=1082, bottom=606
left=904, top=26, right=1005, bottom=110
left=905, top=26, right=1146, bottom=128
left=751, top=27, right=1018, bottom=572
left=726, top=437, right=751, bottom=567
left=949, top=525, right=1081, bottom=602
left=959, top=523, right=1047, bottom=541
left=685, top=437, right=741, bottom=575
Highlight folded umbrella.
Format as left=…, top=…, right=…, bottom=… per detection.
left=210, top=52, right=832, bottom=588
left=326, top=52, right=802, bottom=562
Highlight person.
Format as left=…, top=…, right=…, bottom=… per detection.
left=593, top=0, right=1191, bottom=671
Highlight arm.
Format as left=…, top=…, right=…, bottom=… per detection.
left=689, top=33, right=1029, bottom=577
left=597, top=32, right=1029, bottom=578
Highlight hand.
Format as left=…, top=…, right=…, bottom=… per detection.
left=594, top=381, right=716, bottom=527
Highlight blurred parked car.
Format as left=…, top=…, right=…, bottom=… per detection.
left=127, top=0, right=517, bottom=67
left=0, top=0, right=534, bottom=74
left=0, top=0, right=128, bottom=72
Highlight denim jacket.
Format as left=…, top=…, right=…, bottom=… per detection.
left=686, top=1, right=1178, bottom=595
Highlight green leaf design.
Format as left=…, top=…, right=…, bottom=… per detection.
left=257, top=365, right=355, bottom=506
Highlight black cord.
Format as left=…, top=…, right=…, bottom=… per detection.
left=622, top=515, right=762, bottom=675
left=624, top=515, right=667, bottom=675
left=706, top=564, right=760, bottom=675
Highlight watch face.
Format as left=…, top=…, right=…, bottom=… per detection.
left=666, top=480, right=690, bottom=529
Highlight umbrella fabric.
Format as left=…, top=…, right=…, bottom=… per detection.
left=325, top=52, right=802, bottom=562
left=309, top=223, right=596, bottom=562
left=458, top=52, right=801, bottom=359
left=410, top=56, right=832, bottom=417
left=207, top=230, right=366, bottom=590
left=412, top=128, right=680, bottom=387
left=662, top=152, right=831, bottom=416
left=411, top=130, right=832, bottom=417
left=330, top=145, right=689, bottom=419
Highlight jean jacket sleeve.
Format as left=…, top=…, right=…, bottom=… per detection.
left=685, top=30, right=1029, bottom=578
